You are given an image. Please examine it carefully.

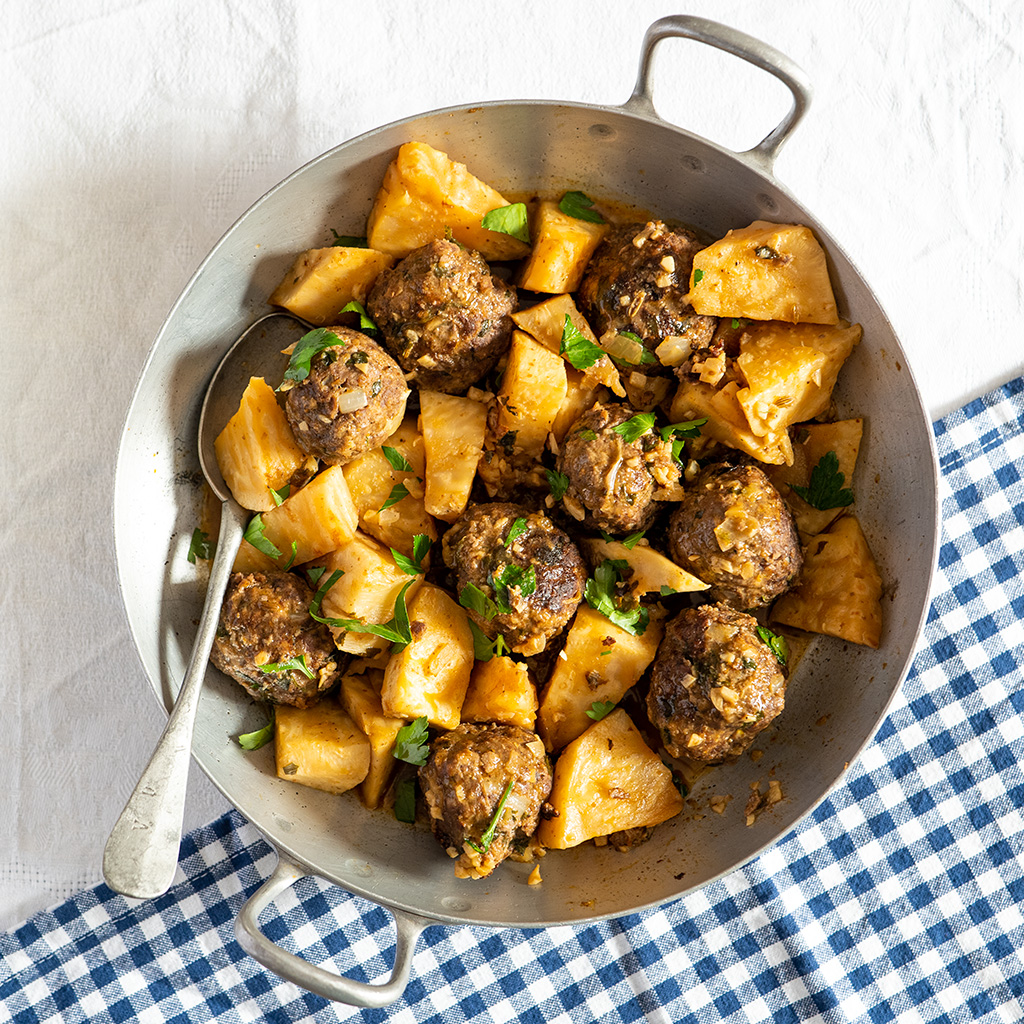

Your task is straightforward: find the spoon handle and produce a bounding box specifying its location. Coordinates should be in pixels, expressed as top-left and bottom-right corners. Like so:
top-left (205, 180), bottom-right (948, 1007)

top-left (103, 498), bottom-right (249, 899)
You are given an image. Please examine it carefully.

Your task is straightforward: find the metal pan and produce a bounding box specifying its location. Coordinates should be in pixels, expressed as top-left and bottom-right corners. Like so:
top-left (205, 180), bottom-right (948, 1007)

top-left (113, 15), bottom-right (939, 1006)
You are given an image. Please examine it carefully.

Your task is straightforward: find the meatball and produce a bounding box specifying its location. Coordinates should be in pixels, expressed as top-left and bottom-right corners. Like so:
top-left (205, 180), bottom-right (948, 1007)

top-left (647, 603), bottom-right (786, 764)
top-left (441, 502), bottom-right (587, 656)
top-left (576, 220), bottom-right (717, 368)
top-left (367, 238), bottom-right (517, 393)
top-left (556, 402), bottom-right (681, 534)
top-left (284, 327), bottom-right (408, 466)
top-left (211, 571), bottom-right (340, 707)
top-left (667, 462), bottom-right (802, 609)
top-left (419, 722), bottom-right (552, 879)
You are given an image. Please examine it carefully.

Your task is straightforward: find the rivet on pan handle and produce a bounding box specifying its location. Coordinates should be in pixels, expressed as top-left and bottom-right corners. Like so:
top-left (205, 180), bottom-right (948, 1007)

top-left (235, 856), bottom-right (432, 1008)
top-left (625, 14), bottom-right (813, 172)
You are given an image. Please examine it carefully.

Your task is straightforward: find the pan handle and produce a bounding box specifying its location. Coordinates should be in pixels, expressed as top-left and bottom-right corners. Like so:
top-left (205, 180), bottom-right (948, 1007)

top-left (235, 855), bottom-right (432, 1008)
top-left (625, 15), bottom-right (813, 171)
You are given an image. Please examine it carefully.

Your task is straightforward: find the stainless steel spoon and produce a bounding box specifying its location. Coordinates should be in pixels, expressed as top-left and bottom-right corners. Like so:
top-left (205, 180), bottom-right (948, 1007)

top-left (103, 311), bottom-right (310, 900)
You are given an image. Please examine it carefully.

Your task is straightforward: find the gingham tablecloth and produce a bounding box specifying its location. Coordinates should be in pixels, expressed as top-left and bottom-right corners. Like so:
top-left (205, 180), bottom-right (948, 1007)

top-left (4, 378), bottom-right (1024, 1024)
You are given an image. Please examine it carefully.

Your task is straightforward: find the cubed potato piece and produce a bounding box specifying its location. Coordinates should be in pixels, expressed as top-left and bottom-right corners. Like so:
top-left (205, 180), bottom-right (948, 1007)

top-left (275, 700), bottom-right (371, 795)
top-left (366, 141), bottom-right (530, 261)
top-left (688, 221), bottom-right (839, 325)
top-left (537, 709), bottom-right (684, 849)
top-left (668, 378), bottom-right (793, 466)
top-left (493, 330), bottom-right (568, 460)
top-left (579, 538), bottom-right (709, 597)
top-left (734, 321), bottom-right (862, 437)
top-left (511, 294), bottom-right (623, 396)
top-left (269, 247), bottom-right (395, 325)
top-left (518, 200), bottom-right (609, 293)
top-left (537, 605), bottom-right (664, 752)
top-left (341, 418), bottom-right (437, 557)
top-left (339, 669), bottom-right (407, 809)
top-left (461, 656), bottom-right (538, 731)
top-left (381, 583), bottom-right (474, 729)
top-left (261, 465), bottom-right (359, 567)
top-left (419, 390), bottom-right (488, 522)
top-left (771, 514), bottom-right (882, 648)
top-left (766, 419), bottom-right (863, 538)
top-left (214, 377), bottom-right (309, 512)
top-left (551, 367), bottom-right (608, 443)
top-left (310, 531), bottom-right (423, 655)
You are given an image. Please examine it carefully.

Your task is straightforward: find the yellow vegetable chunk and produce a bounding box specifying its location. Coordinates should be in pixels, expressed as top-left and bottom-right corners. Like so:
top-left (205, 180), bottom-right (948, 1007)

top-left (537, 605), bottom-right (664, 752)
top-left (461, 655), bottom-right (538, 731)
top-left (668, 378), bottom-right (793, 466)
top-left (214, 377), bottom-right (308, 512)
top-left (537, 709), bottom-right (684, 849)
top-left (518, 200), bottom-right (609, 293)
top-left (341, 418), bottom-right (437, 558)
top-left (261, 465), bottom-right (359, 567)
top-left (381, 583), bottom-right (474, 729)
top-left (310, 532), bottom-right (423, 655)
top-left (275, 700), bottom-right (370, 796)
top-left (766, 419), bottom-right (863, 538)
top-left (579, 538), bottom-right (709, 597)
top-left (734, 321), bottom-right (861, 437)
top-left (771, 514), bottom-right (883, 648)
top-left (231, 539), bottom-right (278, 574)
top-left (269, 246), bottom-right (395, 325)
top-left (511, 293), bottom-right (623, 396)
top-left (339, 669), bottom-right (407, 809)
top-left (419, 390), bottom-right (488, 522)
top-left (366, 142), bottom-right (530, 261)
top-left (688, 221), bottom-right (839, 325)
top-left (493, 330), bottom-right (567, 460)
top-left (551, 367), bottom-right (608, 443)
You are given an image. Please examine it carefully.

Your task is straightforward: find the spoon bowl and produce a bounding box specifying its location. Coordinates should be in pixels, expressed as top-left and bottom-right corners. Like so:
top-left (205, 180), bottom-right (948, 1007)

top-left (103, 311), bottom-right (311, 899)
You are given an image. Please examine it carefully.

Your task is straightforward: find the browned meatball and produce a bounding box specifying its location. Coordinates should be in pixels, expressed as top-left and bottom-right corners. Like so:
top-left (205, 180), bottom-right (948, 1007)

top-left (576, 220), bottom-right (717, 369)
top-left (647, 603), bottom-right (786, 764)
top-left (419, 722), bottom-right (552, 879)
top-left (667, 462), bottom-right (802, 609)
top-left (441, 502), bottom-right (587, 656)
top-left (211, 571), bottom-right (340, 707)
top-left (284, 327), bottom-right (408, 466)
top-left (556, 403), bottom-right (681, 534)
top-left (367, 238), bottom-right (517, 393)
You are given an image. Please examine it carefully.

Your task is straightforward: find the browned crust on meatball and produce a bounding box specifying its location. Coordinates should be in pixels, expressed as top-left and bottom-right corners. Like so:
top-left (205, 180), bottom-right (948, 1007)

top-left (211, 571), bottom-right (340, 707)
top-left (419, 722), bottom-right (552, 878)
top-left (646, 603), bottom-right (786, 764)
top-left (667, 462), bottom-right (803, 609)
top-left (284, 327), bottom-right (409, 465)
top-left (441, 502), bottom-right (587, 656)
top-left (576, 220), bottom-right (716, 369)
top-left (556, 402), bottom-right (681, 534)
top-left (367, 238), bottom-right (517, 393)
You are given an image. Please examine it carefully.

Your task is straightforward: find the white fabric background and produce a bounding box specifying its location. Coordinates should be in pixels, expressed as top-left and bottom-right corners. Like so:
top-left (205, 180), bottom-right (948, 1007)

top-left (1, 0), bottom-right (1020, 932)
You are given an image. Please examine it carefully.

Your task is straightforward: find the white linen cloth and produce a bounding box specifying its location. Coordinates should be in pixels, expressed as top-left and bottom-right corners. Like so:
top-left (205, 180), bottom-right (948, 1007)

top-left (1, 0), bottom-right (1020, 934)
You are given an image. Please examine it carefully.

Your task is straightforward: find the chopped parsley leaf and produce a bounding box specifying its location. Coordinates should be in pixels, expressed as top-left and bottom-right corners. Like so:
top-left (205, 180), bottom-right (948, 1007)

top-left (309, 568), bottom-right (344, 616)
top-left (391, 534), bottom-right (432, 575)
top-left (269, 484), bottom-right (290, 506)
top-left (621, 530), bottom-right (645, 550)
top-left (492, 564), bottom-right (537, 613)
top-left (243, 514), bottom-right (282, 559)
top-left (237, 716), bottom-right (274, 750)
top-left (559, 314), bottom-right (606, 370)
top-left (577, 428), bottom-right (598, 441)
top-left (558, 190), bottom-right (605, 224)
top-left (258, 654), bottom-right (314, 679)
top-left (281, 328), bottom-right (345, 386)
top-left (791, 451), bottom-right (854, 510)
top-left (381, 445), bottom-right (413, 472)
top-left (330, 229), bottom-right (367, 247)
top-left (380, 482), bottom-right (410, 511)
top-left (584, 559), bottom-right (649, 636)
top-left (546, 468), bottom-right (570, 501)
top-left (469, 621), bottom-right (508, 661)
top-left (393, 777), bottom-right (417, 822)
top-left (481, 203), bottom-right (530, 243)
top-left (187, 528), bottom-right (213, 563)
top-left (504, 517), bottom-right (528, 548)
top-left (312, 579), bottom-right (415, 649)
top-left (460, 582), bottom-right (500, 621)
top-left (393, 716), bottom-right (430, 766)
top-left (585, 700), bottom-right (616, 721)
top-left (467, 777), bottom-right (515, 853)
top-left (692, 268), bottom-right (704, 283)
top-left (757, 625), bottom-right (789, 666)
top-left (612, 412), bottom-right (656, 444)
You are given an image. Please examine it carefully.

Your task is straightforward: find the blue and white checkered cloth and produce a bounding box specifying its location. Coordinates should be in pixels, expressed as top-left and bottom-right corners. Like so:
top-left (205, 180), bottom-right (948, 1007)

top-left (5, 378), bottom-right (1024, 1024)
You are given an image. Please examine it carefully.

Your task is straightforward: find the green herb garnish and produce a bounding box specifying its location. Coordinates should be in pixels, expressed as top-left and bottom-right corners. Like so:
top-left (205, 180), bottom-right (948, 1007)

top-left (187, 528), bottom-right (213, 564)
top-left (340, 299), bottom-right (377, 332)
top-left (312, 578), bottom-right (416, 649)
top-left (281, 328), bottom-right (345, 386)
top-left (391, 534), bottom-right (432, 576)
top-left (692, 268), bottom-right (704, 284)
top-left (380, 482), bottom-right (410, 511)
top-left (584, 559), bottom-right (648, 636)
top-left (269, 484), bottom-right (290, 506)
top-left (330, 229), bottom-right (367, 247)
top-left (459, 582), bottom-right (500, 621)
top-left (757, 625), bottom-right (789, 666)
top-left (393, 716), bottom-right (430, 766)
top-left (585, 700), bottom-right (616, 721)
top-left (481, 203), bottom-right (530, 243)
top-left (558, 190), bottom-right (605, 224)
top-left (504, 517), bottom-right (528, 548)
top-left (791, 451), bottom-right (854, 511)
top-left (243, 514), bottom-right (282, 559)
top-left (237, 716), bottom-right (274, 751)
top-left (559, 314), bottom-right (605, 370)
top-left (258, 654), bottom-right (314, 679)
top-left (660, 418), bottom-right (707, 463)
top-left (467, 777), bottom-right (515, 853)
top-left (546, 468), bottom-right (570, 501)
top-left (621, 530), bottom-right (645, 550)
top-left (381, 446), bottom-right (413, 472)
top-left (612, 412), bottom-right (656, 444)
top-left (393, 777), bottom-right (417, 822)
top-left (577, 428), bottom-right (598, 441)
top-left (469, 621), bottom-right (508, 661)
top-left (309, 568), bottom-right (343, 616)
top-left (613, 330), bottom-right (657, 366)
top-left (492, 564), bottom-right (537, 614)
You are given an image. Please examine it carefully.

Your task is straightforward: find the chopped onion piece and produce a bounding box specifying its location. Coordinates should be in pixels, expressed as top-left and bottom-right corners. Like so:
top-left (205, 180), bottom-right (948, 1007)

top-left (654, 334), bottom-right (692, 366)
top-left (600, 330), bottom-right (646, 366)
top-left (335, 387), bottom-right (368, 413)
